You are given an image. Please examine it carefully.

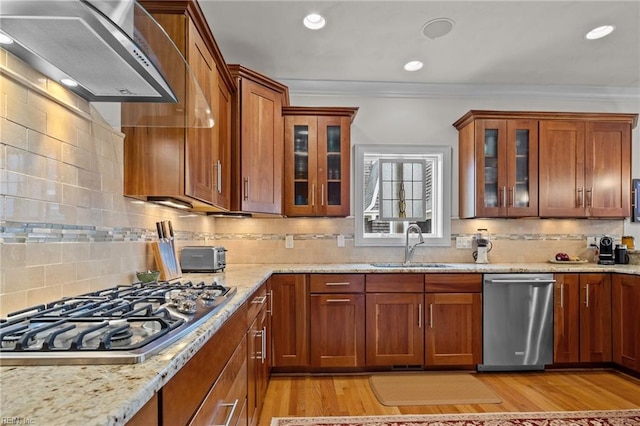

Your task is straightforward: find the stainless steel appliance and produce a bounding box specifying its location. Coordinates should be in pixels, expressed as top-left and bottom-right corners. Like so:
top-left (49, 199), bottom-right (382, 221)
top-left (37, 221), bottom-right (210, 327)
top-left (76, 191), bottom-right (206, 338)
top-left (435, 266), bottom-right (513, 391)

top-left (0, 280), bottom-right (236, 366)
top-left (615, 244), bottom-right (630, 264)
top-left (181, 246), bottom-right (226, 272)
top-left (479, 273), bottom-right (555, 371)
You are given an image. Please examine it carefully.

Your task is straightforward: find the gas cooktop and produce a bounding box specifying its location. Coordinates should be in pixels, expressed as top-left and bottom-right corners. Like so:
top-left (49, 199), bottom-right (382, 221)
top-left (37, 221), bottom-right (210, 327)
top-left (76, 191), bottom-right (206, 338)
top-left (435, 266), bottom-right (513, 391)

top-left (0, 280), bottom-right (236, 366)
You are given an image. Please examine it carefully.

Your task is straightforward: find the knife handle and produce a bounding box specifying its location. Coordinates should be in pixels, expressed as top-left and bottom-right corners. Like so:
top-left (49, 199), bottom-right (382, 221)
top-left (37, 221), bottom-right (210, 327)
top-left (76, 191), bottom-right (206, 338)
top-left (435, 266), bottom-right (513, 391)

top-left (167, 220), bottom-right (174, 239)
top-left (156, 222), bottom-right (164, 239)
top-left (161, 221), bottom-right (170, 240)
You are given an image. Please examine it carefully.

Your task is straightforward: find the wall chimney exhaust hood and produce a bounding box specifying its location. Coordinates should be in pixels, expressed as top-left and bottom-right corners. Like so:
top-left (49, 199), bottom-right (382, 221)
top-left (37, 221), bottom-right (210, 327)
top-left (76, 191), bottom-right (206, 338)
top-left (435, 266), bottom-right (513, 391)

top-left (0, 0), bottom-right (213, 128)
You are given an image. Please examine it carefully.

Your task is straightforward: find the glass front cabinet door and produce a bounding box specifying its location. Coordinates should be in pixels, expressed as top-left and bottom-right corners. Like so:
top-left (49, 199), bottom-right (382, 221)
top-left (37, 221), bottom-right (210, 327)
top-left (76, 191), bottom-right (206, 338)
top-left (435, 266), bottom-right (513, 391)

top-left (454, 111), bottom-right (538, 218)
top-left (474, 119), bottom-right (538, 217)
top-left (283, 107), bottom-right (358, 217)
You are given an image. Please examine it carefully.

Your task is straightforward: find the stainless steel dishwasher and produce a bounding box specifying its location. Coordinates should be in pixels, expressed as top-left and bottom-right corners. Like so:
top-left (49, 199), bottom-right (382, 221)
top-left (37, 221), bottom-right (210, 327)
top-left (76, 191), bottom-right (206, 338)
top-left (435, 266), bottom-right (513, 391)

top-left (478, 273), bottom-right (555, 371)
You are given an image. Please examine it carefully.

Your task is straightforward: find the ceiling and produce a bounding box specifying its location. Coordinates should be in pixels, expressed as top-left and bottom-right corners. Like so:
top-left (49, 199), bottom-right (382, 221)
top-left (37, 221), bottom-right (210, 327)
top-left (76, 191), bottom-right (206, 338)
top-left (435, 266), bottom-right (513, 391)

top-left (198, 1), bottom-right (640, 96)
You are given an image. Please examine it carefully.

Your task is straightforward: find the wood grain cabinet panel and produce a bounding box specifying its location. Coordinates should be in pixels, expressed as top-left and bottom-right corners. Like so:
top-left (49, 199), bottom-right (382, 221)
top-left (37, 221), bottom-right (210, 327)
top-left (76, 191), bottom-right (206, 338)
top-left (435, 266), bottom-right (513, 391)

top-left (365, 292), bottom-right (424, 366)
top-left (229, 65), bottom-right (287, 214)
top-left (271, 274), bottom-right (309, 368)
top-left (553, 273), bottom-right (612, 364)
top-left (539, 120), bottom-right (632, 218)
top-left (612, 274), bottom-right (640, 372)
top-left (310, 294), bottom-right (365, 367)
top-left (425, 292), bottom-right (482, 366)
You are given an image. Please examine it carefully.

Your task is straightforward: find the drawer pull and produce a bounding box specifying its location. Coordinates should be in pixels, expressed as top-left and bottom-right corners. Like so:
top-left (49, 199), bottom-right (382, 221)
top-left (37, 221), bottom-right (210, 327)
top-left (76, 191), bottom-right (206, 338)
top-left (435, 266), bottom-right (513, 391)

top-left (325, 282), bottom-right (351, 286)
top-left (215, 399), bottom-right (239, 426)
top-left (252, 295), bottom-right (267, 305)
top-left (326, 298), bottom-right (350, 303)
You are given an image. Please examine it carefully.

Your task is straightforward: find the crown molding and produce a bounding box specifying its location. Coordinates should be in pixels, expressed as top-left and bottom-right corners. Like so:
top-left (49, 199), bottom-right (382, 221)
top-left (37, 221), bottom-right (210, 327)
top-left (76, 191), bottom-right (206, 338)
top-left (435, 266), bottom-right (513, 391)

top-left (277, 79), bottom-right (640, 102)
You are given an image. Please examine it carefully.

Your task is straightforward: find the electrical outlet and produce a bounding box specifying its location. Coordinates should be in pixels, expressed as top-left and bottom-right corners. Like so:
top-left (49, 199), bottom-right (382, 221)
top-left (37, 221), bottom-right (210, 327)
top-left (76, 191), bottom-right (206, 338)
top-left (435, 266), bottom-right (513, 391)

top-left (337, 235), bottom-right (345, 247)
top-left (587, 236), bottom-right (601, 248)
top-left (285, 235), bottom-right (294, 249)
top-left (456, 236), bottom-right (473, 249)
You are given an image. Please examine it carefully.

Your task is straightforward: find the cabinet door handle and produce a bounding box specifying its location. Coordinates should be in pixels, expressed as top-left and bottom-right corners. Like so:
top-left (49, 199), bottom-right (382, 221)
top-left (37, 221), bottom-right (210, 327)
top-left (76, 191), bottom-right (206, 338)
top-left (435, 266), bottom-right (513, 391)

top-left (578, 187), bottom-right (585, 208)
top-left (325, 282), bottom-right (351, 286)
top-left (261, 326), bottom-right (267, 363)
top-left (217, 399), bottom-right (239, 426)
top-left (268, 289), bottom-right (273, 316)
top-left (311, 184), bottom-right (315, 206)
top-left (243, 177), bottom-right (249, 201)
top-left (560, 283), bottom-right (564, 308)
top-left (586, 188), bottom-right (593, 207)
top-left (326, 298), bottom-right (351, 303)
top-left (502, 186), bottom-right (507, 207)
top-left (418, 303), bottom-right (422, 329)
top-left (509, 187), bottom-right (514, 207)
top-left (429, 304), bottom-right (433, 328)
top-left (584, 284), bottom-right (590, 307)
top-left (252, 295), bottom-right (267, 305)
top-left (321, 184), bottom-right (325, 207)
top-left (217, 160), bottom-right (222, 193)
top-left (213, 163), bottom-right (218, 193)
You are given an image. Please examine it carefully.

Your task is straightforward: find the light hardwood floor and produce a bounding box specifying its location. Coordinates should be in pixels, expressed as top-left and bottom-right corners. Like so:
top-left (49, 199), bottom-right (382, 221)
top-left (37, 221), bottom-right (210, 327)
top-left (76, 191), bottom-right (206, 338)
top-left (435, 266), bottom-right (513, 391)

top-left (258, 370), bottom-right (640, 425)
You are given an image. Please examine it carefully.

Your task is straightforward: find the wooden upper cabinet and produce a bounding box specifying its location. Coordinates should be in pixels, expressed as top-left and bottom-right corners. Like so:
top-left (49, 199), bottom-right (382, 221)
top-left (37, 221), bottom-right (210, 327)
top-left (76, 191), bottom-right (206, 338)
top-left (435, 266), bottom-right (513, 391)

top-left (455, 110), bottom-right (637, 219)
top-left (539, 118), bottom-right (634, 218)
top-left (229, 65), bottom-right (288, 215)
top-left (282, 107), bottom-right (358, 217)
top-left (122, 2), bottom-right (234, 212)
top-left (455, 112), bottom-right (539, 218)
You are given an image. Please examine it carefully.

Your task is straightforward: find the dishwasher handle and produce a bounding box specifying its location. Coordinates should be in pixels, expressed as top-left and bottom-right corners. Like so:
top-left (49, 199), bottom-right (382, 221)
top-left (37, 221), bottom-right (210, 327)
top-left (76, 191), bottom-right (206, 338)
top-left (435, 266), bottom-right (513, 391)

top-left (485, 279), bottom-right (557, 284)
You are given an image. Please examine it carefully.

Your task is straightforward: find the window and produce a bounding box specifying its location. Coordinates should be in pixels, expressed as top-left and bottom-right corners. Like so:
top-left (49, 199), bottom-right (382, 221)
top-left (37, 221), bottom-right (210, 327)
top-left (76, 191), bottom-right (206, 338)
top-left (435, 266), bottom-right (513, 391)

top-left (354, 144), bottom-right (451, 247)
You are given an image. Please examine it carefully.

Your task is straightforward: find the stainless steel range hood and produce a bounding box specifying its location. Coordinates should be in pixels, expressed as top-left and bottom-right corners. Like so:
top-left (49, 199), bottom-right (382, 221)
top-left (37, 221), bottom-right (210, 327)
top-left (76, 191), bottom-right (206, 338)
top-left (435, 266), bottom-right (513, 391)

top-left (0, 0), bottom-right (214, 128)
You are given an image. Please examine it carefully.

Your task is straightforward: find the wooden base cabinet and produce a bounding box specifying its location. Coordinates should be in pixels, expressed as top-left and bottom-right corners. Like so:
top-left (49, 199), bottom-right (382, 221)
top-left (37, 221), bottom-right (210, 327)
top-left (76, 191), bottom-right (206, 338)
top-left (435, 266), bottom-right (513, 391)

top-left (247, 284), bottom-right (270, 426)
top-left (425, 275), bottom-right (482, 366)
top-left (612, 274), bottom-right (640, 373)
top-left (309, 274), bottom-right (365, 368)
top-left (271, 274), bottom-right (309, 368)
top-left (554, 273), bottom-right (612, 364)
top-left (365, 274), bottom-right (424, 366)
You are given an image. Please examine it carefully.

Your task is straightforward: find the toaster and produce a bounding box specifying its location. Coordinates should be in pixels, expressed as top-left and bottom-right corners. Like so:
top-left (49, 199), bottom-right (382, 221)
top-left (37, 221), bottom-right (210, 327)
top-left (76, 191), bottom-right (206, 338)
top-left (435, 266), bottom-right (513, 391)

top-left (180, 246), bottom-right (226, 272)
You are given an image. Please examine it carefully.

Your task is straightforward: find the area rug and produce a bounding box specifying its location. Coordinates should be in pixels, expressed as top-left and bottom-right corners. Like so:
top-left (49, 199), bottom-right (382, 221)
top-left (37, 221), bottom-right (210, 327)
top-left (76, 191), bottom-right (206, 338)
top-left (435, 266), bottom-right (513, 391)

top-left (269, 409), bottom-right (640, 426)
top-left (368, 373), bottom-right (502, 406)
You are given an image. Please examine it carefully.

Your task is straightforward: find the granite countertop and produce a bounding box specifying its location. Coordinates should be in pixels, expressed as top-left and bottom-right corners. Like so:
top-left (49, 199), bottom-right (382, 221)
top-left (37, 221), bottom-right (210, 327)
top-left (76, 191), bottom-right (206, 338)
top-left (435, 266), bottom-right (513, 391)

top-left (1, 262), bottom-right (639, 425)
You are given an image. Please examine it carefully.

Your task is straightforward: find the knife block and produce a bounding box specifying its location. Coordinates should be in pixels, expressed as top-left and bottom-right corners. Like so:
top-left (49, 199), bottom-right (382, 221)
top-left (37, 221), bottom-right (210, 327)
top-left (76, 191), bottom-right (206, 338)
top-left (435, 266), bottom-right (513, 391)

top-left (152, 241), bottom-right (181, 281)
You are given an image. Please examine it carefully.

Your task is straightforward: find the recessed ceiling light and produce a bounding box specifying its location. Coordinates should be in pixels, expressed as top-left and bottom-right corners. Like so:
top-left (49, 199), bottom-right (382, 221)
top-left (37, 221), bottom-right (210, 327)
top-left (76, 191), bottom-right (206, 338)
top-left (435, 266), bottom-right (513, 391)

top-left (60, 78), bottom-right (79, 87)
top-left (422, 18), bottom-right (455, 40)
top-left (0, 32), bottom-right (14, 45)
top-left (585, 25), bottom-right (615, 40)
top-left (303, 13), bottom-right (326, 30)
top-left (404, 61), bottom-right (424, 72)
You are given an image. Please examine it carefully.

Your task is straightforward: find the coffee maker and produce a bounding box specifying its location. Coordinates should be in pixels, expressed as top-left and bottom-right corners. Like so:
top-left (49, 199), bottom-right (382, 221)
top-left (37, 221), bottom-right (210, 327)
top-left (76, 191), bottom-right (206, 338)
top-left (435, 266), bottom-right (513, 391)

top-left (474, 228), bottom-right (492, 264)
top-left (598, 236), bottom-right (615, 265)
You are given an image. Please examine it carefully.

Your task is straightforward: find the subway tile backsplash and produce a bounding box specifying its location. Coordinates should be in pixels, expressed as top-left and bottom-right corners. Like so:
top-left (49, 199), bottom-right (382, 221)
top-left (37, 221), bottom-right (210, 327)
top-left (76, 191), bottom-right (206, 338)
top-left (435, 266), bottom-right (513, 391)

top-left (0, 49), bottom-right (627, 315)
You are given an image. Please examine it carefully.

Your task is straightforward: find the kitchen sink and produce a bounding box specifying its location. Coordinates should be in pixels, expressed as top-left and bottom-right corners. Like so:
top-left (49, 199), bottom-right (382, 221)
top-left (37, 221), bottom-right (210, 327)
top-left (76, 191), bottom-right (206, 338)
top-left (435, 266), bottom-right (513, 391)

top-left (370, 262), bottom-right (457, 268)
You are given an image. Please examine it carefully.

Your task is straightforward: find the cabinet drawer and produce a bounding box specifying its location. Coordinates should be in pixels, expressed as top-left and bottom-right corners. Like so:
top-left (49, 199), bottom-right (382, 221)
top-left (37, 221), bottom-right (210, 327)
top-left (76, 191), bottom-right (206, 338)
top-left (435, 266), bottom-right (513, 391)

top-left (366, 274), bottom-right (424, 292)
top-left (190, 336), bottom-right (248, 426)
top-left (247, 282), bottom-right (269, 324)
top-left (425, 274), bottom-right (482, 293)
top-left (310, 274), bottom-right (364, 293)
top-left (161, 303), bottom-right (247, 426)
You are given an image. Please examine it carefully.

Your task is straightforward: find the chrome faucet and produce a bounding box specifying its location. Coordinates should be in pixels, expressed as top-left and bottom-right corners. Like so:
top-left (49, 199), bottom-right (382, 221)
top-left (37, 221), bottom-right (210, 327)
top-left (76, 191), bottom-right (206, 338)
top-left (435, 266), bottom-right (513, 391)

top-left (404, 224), bottom-right (424, 264)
